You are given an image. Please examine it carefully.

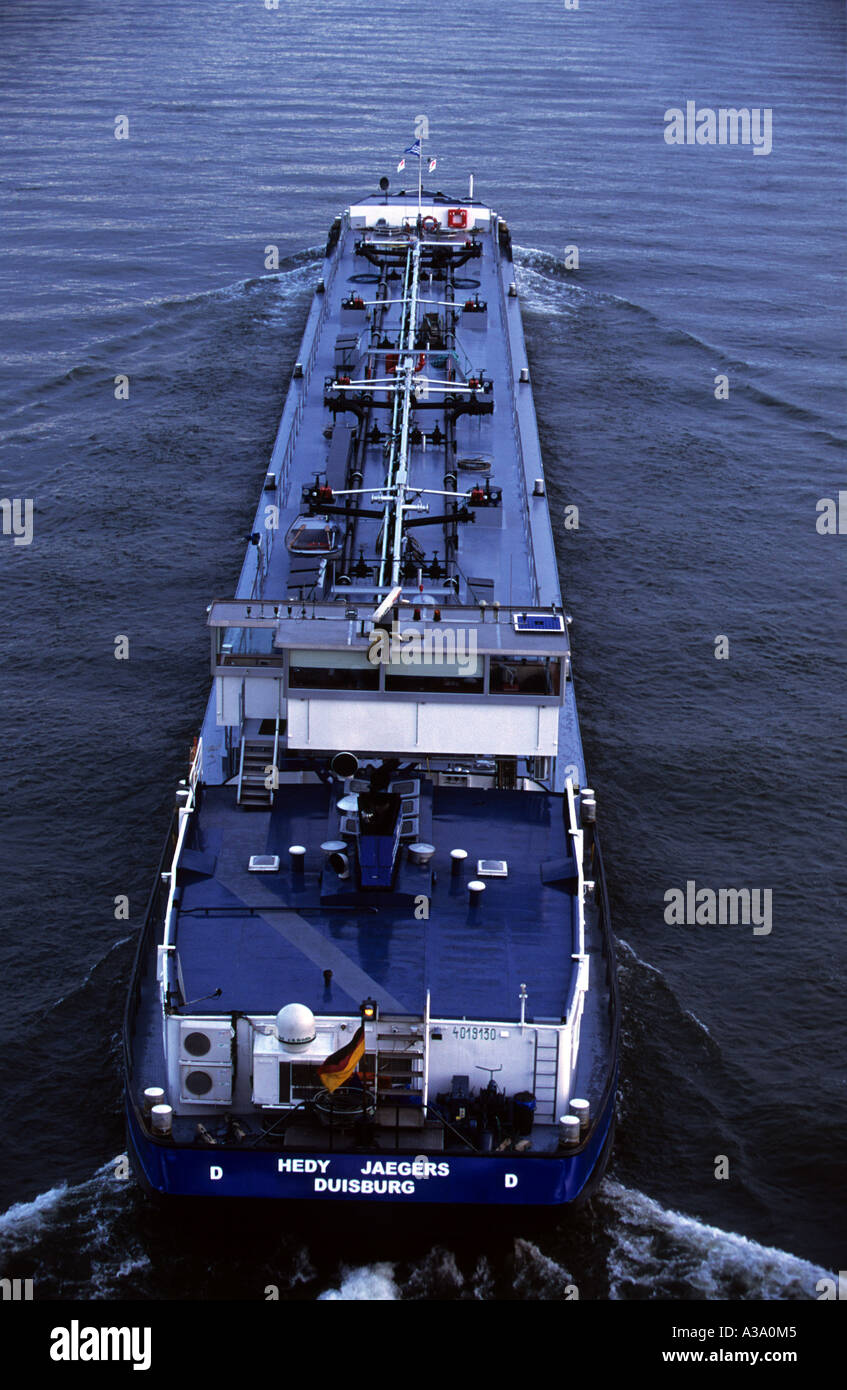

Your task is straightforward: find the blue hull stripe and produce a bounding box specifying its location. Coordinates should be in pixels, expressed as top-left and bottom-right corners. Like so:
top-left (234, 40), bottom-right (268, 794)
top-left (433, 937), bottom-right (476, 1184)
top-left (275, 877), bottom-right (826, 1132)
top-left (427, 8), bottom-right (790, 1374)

top-left (127, 1085), bottom-right (615, 1207)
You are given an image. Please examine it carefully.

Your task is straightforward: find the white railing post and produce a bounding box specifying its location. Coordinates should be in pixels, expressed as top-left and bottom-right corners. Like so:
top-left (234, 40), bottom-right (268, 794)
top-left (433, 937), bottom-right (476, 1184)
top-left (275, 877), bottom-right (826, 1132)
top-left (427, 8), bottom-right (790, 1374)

top-left (423, 989), bottom-right (431, 1107)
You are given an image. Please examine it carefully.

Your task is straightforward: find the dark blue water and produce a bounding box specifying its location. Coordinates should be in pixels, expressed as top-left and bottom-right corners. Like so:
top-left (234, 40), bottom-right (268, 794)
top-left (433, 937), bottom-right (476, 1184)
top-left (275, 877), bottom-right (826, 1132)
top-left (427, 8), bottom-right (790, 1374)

top-left (1, 0), bottom-right (844, 1299)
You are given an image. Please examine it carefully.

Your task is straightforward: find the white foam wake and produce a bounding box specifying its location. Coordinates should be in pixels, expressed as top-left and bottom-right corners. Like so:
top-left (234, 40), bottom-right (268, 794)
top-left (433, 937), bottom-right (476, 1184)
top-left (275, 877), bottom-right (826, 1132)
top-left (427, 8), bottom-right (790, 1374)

top-left (318, 1263), bottom-right (399, 1301)
top-left (603, 1180), bottom-right (833, 1300)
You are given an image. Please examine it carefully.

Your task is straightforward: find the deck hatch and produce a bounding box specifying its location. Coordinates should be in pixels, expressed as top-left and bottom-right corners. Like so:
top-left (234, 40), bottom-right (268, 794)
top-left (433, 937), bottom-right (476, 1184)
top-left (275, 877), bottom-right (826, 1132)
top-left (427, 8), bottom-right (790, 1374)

top-left (248, 855), bottom-right (280, 873)
top-left (477, 859), bottom-right (508, 877)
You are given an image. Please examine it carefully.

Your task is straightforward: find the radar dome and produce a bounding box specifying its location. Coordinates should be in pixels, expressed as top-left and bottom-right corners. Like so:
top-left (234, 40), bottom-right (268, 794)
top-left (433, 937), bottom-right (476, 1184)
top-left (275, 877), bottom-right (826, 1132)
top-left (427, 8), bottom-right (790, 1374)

top-left (275, 1003), bottom-right (317, 1052)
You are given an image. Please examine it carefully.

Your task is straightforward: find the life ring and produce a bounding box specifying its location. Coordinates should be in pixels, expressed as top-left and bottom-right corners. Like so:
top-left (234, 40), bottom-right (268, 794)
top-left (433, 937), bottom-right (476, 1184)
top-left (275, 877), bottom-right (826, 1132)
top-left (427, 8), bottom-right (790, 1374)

top-left (447, 208), bottom-right (468, 229)
top-left (422, 215), bottom-right (439, 234)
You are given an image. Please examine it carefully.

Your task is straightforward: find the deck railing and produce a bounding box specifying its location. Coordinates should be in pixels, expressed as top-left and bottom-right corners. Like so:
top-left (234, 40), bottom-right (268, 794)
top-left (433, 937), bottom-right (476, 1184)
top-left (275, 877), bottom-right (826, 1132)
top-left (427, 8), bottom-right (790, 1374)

top-left (562, 777), bottom-right (589, 1096)
top-left (123, 812), bottom-right (177, 1080)
top-left (498, 256), bottom-right (540, 605)
top-left (257, 217), bottom-right (348, 593)
top-left (157, 737), bottom-right (203, 1014)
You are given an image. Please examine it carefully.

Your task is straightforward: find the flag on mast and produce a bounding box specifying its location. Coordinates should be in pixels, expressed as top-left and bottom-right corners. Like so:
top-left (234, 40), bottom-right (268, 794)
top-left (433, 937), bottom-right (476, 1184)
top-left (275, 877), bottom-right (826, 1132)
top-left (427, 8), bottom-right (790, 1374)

top-left (428, 156), bottom-right (436, 173)
top-left (316, 1022), bottom-right (366, 1092)
top-left (397, 158), bottom-right (405, 172)
top-left (404, 139), bottom-right (422, 159)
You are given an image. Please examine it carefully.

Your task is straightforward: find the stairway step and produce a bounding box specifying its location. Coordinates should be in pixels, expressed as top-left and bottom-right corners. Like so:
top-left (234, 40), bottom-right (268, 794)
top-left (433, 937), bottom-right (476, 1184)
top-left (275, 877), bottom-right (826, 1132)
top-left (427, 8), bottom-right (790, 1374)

top-left (375, 1106), bottom-right (425, 1129)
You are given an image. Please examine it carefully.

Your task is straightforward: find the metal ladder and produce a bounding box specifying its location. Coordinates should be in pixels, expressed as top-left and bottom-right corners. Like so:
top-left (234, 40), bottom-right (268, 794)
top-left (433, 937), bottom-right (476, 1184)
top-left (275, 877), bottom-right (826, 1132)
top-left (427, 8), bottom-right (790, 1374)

top-left (532, 1027), bottom-right (561, 1123)
top-left (236, 738), bottom-right (275, 809)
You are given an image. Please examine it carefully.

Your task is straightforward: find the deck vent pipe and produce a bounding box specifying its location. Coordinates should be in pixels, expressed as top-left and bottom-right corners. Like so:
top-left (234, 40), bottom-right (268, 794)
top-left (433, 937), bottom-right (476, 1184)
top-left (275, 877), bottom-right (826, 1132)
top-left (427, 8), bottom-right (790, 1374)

top-left (581, 791), bottom-right (597, 824)
top-left (519, 367), bottom-right (530, 383)
top-left (509, 282), bottom-right (518, 298)
top-left (468, 879), bottom-right (486, 906)
top-left (328, 851), bottom-right (350, 879)
top-left (533, 478), bottom-right (545, 496)
top-left (450, 848), bottom-right (468, 876)
top-left (408, 842), bottom-right (435, 866)
top-left (558, 1114), bottom-right (581, 1147)
top-left (143, 1087), bottom-right (165, 1113)
top-left (150, 1104), bottom-right (173, 1137)
top-left (570, 1097), bottom-right (591, 1133)
top-left (293, 362), bottom-right (304, 379)
top-left (289, 844), bottom-right (306, 873)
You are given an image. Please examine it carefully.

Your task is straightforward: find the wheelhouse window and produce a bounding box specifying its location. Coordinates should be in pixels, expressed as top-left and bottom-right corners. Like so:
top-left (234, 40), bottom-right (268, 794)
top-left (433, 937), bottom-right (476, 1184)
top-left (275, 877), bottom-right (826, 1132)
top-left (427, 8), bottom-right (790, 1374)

top-left (287, 648), bottom-right (379, 691)
top-left (384, 647), bottom-right (484, 693)
top-left (490, 655), bottom-right (561, 696)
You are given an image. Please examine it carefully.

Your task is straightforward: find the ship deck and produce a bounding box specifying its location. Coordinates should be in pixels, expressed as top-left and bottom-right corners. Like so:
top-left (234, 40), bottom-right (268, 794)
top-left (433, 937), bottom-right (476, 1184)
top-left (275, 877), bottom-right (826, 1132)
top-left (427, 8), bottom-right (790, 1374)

top-left (173, 782), bottom-right (580, 1021)
top-left (229, 190), bottom-right (559, 615)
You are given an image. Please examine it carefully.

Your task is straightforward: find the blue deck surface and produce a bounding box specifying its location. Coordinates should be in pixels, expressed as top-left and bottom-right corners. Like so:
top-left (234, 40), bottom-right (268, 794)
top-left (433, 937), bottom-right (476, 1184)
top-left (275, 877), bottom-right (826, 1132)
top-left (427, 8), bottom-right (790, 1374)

top-left (175, 784), bottom-right (578, 1021)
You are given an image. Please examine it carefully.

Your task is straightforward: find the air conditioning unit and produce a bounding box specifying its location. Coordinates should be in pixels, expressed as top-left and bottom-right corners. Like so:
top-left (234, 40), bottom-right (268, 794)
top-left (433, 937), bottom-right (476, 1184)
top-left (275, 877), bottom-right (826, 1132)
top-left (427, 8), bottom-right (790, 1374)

top-left (390, 779), bottom-right (420, 798)
top-left (252, 1048), bottom-right (281, 1107)
top-left (179, 1063), bottom-right (232, 1105)
top-left (179, 1020), bottom-right (233, 1063)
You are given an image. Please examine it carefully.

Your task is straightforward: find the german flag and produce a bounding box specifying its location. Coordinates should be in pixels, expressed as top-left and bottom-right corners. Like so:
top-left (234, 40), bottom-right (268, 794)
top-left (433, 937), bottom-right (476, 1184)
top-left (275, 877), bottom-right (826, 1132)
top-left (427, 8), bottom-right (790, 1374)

top-left (317, 1023), bottom-right (366, 1093)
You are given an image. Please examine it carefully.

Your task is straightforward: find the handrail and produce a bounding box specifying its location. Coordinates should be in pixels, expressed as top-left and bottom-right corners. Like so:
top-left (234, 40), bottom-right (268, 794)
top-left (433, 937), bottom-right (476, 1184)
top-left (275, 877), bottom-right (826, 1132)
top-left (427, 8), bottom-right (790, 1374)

top-left (189, 736), bottom-right (203, 790)
top-left (123, 810), bottom-right (177, 1080)
top-left (266, 220), bottom-right (345, 519)
top-left (498, 258), bottom-right (540, 605)
top-left (563, 776), bottom-right (587, 1033)
top-left (271, 715), bottom-right (280, 802)
top-left (206, 596), bottom-right (566, 624)
top-left (422, 988), bottom-right (431, 1107)
top-left (158, 737), bottom-right (204, 1010)
top-left (236, 735), bottom-right (246, 804)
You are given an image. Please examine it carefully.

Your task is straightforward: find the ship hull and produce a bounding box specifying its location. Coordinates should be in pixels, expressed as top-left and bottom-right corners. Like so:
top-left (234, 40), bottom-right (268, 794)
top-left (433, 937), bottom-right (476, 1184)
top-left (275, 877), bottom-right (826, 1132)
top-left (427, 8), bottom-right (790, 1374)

top-left (122, 183), bottom-right (620, 1217)
top-left (126, 1078), bottom-right (616, 1208)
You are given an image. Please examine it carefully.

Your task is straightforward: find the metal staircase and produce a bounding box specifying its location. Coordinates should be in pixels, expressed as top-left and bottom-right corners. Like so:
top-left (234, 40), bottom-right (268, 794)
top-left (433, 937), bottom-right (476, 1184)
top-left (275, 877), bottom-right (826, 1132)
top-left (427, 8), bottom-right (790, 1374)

top-left (237, 738), bottom-right (275, 809)
top-left (532, 1027), bottom-right (561, 1124)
